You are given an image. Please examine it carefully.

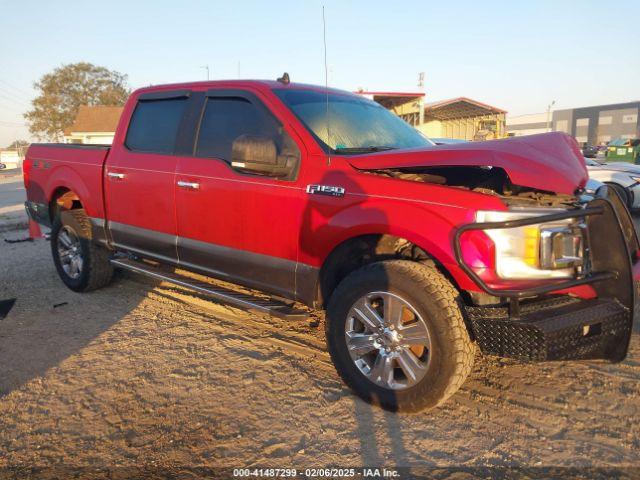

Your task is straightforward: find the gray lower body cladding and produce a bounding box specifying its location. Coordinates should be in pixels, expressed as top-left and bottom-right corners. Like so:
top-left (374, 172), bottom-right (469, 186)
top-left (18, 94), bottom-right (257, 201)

top-left (25, 205), bottom-right (320, 306)
top-left (106, 221), bottom-right (319, 306)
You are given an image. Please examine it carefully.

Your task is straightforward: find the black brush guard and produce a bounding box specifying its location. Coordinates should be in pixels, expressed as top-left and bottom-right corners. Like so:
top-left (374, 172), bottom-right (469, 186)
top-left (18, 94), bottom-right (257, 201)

top-left (453, 194), bottom-right (637, 363)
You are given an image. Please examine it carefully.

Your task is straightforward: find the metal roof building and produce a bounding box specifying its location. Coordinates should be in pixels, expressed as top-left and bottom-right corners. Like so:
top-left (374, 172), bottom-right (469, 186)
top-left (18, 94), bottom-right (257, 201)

top-left (356, 91), bottom-right (507, 141)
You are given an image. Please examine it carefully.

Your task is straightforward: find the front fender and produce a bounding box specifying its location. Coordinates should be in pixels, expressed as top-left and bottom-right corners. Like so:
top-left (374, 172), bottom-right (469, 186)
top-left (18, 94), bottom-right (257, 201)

top-left (299, 194), bottom-right (481, 292)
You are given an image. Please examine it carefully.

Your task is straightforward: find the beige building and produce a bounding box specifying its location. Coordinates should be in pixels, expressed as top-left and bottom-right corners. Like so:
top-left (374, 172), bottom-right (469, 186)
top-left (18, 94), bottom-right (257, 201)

top-left (356, 91), bottom-right (507, 141)
top-left (63, 105), bottom-right (124, 144)
top-left (421, 98), bottom-right (507, 141)
top-left (506, 112), bottom-right (551, 137)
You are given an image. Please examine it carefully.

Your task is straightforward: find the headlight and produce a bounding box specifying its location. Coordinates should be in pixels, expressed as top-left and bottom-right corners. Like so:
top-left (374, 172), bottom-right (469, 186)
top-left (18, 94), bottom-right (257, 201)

top-left (630, 176), bottom-right (640, 184)
top-left (475, 209), bottom-right (586, 280)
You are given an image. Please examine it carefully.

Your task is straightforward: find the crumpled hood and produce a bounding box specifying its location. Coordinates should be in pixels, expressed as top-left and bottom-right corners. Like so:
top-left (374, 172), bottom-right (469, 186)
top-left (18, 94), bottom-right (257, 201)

top-left (347, 132), bottom-right (588, 195)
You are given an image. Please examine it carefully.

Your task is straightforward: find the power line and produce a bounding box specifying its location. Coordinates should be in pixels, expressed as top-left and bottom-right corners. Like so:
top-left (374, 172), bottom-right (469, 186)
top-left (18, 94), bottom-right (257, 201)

top-left (0, 120), bottom-right (28, 126)
top-left (0, 100), bottom-right (27, 114)
top-left (0, 79), bottom-right (32, 97)
top-left (0, 90), bottom-right (29, 108)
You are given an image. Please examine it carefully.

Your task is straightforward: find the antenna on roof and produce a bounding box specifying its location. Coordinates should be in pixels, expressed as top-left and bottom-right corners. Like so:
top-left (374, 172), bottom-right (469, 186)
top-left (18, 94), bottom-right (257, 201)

top-left (322, 5), bottom-right (331, 158)
top-left (200, 65), bottom-right (210, 81)
top-left (277, 72), bottom-right (290, 85)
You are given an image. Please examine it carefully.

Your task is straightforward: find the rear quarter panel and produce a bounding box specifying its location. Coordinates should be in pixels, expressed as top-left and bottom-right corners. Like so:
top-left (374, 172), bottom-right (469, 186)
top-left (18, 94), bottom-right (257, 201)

top-left (25, 144), bottom-right (108, 219)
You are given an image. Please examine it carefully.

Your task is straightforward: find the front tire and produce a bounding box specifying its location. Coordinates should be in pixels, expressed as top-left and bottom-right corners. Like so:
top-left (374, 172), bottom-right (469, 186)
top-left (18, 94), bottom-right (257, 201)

top-left (605, 182), bottom-right (632, 210)
top-left (326, 260), bottom-right (475, 412)
top-left (51, 209), bottom-right (114, 292)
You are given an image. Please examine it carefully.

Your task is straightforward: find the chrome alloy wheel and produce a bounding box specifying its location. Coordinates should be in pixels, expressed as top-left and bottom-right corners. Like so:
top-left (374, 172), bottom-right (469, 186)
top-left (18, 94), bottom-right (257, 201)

top-left (344, 291), bottom-right (432, 390)
top-left (57, 225), bottom-right (83, 279)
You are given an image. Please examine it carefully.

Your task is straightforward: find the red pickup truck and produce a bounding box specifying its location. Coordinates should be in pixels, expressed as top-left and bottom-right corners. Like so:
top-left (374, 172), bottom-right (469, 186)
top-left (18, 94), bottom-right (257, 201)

top-left (24, 78), bottom-right (638, 412)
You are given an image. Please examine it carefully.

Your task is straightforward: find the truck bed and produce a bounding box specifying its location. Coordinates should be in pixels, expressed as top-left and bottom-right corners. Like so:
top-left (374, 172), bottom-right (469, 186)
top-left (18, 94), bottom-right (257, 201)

top-left (24, 143), bottom-right (111, 223)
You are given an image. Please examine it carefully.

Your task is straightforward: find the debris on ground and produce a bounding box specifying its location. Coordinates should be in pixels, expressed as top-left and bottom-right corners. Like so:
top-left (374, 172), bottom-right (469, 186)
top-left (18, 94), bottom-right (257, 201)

top-left (4, 237), bottom-right (33, 244)
top-left (0, 298), bottom-right (16, 319)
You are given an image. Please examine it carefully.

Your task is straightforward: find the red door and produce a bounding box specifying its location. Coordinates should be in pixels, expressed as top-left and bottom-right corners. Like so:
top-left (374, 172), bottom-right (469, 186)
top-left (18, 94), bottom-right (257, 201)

top-left (175, 89), bottom-right (305, 300)
top-left (104, 91), bottom-right (190, 261)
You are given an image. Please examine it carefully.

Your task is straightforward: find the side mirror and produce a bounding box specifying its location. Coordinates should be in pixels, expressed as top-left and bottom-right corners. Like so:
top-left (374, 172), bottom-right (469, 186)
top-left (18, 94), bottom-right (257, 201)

top-left (231, 134), bottom-right (291, 177)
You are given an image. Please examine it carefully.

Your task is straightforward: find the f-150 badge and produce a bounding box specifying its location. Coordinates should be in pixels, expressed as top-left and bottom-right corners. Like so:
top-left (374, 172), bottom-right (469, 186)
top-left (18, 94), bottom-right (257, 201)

top-left (306, 184), bottom-right (345, 197)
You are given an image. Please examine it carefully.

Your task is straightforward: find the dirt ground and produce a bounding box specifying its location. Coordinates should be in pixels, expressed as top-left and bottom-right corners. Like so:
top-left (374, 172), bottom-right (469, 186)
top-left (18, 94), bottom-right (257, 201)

top-left (0, 233), bottom-right (639, 477)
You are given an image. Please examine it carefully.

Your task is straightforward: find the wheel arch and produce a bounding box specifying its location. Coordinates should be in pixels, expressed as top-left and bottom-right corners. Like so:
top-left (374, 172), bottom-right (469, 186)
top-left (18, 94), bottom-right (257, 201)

top-left (44, 164), bottom-right (98, 220)
top-left (49, 187), bottom-right (83, 222)
top-left (314, 233), bottom-right (463, 308)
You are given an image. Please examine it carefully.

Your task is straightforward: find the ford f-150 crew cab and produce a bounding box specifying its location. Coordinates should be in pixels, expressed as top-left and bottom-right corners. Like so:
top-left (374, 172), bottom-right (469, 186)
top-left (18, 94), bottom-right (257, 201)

top-left (24, 77), bottom-right (639, 412)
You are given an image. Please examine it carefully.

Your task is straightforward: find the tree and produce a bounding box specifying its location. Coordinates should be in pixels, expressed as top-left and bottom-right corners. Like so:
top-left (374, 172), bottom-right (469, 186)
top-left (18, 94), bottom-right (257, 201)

top-left (24, 62), bottom-right (130, 141)
top-left (7, 139), bottom-right (29, 149)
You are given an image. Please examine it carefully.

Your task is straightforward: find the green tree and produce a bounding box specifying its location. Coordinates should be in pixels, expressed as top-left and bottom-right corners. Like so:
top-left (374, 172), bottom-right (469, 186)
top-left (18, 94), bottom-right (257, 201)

top-left (25, 62), bottom-right (130, 140)
top-left (7, 139), bottom-right (29, 149)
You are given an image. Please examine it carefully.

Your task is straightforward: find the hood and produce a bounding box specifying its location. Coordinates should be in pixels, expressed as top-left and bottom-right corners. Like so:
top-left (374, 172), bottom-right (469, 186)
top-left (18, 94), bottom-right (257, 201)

top-left (347, 132), bottom-right (588, 195)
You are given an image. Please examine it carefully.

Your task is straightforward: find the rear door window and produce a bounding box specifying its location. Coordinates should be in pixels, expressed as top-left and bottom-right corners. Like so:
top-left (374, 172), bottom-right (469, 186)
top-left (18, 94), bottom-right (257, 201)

top-left (125, 97), bottom-right (188, 154)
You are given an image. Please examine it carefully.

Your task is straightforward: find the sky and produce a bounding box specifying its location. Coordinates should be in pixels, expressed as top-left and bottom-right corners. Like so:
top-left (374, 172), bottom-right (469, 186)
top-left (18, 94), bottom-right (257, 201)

top-left (0, 0), bottom-right (639, 146)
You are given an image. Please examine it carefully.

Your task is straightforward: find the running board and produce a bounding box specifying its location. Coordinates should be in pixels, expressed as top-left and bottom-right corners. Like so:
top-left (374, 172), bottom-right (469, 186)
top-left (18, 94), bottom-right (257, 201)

top-left (110, 258), bottom-right (309, 321)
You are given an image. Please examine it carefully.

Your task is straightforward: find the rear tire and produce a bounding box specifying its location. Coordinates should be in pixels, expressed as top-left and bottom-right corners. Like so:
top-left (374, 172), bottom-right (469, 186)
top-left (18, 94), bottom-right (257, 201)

top-left (51, 209), bottom-right (114, 292)
top-left (325, 260), bottom-right (475, 412)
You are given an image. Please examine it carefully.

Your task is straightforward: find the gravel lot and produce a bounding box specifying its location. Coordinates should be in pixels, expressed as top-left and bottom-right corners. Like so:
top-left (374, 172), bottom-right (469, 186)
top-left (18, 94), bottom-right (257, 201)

top-left (0, 171), bottom-right (27, 233)
top-left (0, 196), bottom-right (639, 477)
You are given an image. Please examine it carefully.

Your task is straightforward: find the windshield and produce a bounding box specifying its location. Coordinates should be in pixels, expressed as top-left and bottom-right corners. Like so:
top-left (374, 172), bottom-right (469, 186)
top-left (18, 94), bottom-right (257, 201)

top-left (273, 89), bottom-right (434, 153)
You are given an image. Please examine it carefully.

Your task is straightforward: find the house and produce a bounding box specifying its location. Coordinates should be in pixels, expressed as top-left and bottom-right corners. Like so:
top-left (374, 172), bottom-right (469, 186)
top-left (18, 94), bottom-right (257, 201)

top-left (63, 105), bottom-right (124, 144)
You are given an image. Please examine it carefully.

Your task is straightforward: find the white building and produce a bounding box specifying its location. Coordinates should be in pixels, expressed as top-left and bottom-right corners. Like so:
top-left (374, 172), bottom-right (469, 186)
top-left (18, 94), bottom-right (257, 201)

top-left (63, 105), bottom-right (124, 144)
top-left (506, 112), bottom-right (551, 137)
top-left (0, 150), bottom-right (23, 169)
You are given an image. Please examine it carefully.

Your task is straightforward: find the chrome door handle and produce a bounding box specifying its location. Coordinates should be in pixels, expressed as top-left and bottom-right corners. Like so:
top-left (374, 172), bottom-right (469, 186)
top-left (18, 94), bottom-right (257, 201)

top-left (107, 172), bottom-right (125, 179)
top-left (177, 180), bottom-right (200, 190)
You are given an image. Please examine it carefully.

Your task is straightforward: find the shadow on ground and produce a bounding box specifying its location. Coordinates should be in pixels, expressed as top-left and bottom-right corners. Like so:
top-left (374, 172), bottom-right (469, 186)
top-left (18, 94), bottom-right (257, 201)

top-left (0, 218), bottom-right (638, 472)
top-left (0, 239), bottom-right (154, 397)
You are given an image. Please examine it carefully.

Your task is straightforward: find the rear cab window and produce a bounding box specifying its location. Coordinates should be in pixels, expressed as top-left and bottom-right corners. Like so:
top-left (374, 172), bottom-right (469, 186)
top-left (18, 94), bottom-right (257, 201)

top-left (125, 92), bottom-right (189, 154)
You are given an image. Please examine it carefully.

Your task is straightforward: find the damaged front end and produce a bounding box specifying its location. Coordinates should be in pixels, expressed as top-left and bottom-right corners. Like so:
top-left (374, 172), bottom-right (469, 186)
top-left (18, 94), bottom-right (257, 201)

top-left (365, 165), bottom-right (636, 362)
top-left (366, 164), bottom-right (580, 208)
top-left (456, 192), bottom-right (637, 363)
top-left (350, 134), bottom-right (637, 363)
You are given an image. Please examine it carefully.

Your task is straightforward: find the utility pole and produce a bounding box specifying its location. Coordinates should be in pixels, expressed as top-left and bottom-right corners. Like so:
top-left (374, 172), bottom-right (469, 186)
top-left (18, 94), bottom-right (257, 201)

top-left (418, 72), bottom-right (425, 127)
top-left (200, 65), bottom-right (210, 80)
top-left (547, 100), bottom-right (556, 132)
